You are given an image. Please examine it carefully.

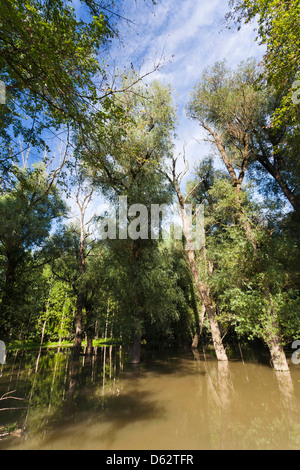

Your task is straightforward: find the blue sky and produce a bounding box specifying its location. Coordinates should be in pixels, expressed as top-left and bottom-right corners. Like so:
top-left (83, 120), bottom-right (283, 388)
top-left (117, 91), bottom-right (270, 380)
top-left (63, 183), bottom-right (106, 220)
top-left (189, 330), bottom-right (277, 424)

top-left (106, 0), bottom-right (265, 178)
top-left (72, 0), bottom-right (266, 219)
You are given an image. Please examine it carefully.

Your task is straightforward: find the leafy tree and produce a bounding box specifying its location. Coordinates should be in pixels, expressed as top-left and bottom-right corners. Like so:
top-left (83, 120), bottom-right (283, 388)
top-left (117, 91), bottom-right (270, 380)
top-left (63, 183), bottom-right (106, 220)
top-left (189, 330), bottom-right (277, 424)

top-left (167, 153), bottom-right (228, 361)
top-left (0, 0), bottom-right (160, 186)
top-left (187, 59), bottom-right (300, 217)
top-left (0, 0), bottom-right (119, 175)
top-left (0, 163), bottom-right (66, 341)
top-left (226, 2), bottom-right (300, 218)
top-left (226, 0), bottom-right (300, 128)
top-left (206, 177), bottom-right (300, 359)
top-left (185, 155), bottom-right (300, 370)
top-left (80, 77), bottom-right (178, 362)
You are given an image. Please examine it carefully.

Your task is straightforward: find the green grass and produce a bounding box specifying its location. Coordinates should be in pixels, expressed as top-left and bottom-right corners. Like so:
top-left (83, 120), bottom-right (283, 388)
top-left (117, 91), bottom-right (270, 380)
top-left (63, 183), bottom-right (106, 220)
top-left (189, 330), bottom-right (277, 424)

top-left (7, 337), bottom-right (123, 351)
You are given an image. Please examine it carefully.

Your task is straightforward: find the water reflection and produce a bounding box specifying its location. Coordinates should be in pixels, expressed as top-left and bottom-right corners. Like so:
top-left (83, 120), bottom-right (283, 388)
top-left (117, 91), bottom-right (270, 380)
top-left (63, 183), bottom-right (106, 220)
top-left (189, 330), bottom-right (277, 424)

top-left (0, 345), bottom-right (299, 450)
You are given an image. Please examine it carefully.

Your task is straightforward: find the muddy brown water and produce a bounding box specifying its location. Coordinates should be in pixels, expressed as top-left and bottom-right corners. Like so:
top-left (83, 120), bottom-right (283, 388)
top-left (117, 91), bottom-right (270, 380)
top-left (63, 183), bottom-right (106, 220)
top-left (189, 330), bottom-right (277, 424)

top-left (0, 345), bottom-right (299, 450)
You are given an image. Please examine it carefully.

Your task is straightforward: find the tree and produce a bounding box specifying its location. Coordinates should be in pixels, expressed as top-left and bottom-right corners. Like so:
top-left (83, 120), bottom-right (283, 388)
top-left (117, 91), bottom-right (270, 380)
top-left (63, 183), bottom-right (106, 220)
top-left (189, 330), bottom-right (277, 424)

top-left (226, 0), bottom-right (300, 128)
top-left (81, 77), bottom-right (177, 363)
top-left (187, 59), bottom-right (300, 217)
top-left (0, 0), bottom-right (118, 175)
top-left (226, 2), bottom-right (300, 218)
top-left (166, 153), bottom-right (228, 361)
top-left (0, 162), bottom-right (66, 342)
top-left (0, 0), bottom-right (160, 185)
top-left (187, 60), bottom-right (296, 370)
top-left (205, 176), bottom-right (300, 369)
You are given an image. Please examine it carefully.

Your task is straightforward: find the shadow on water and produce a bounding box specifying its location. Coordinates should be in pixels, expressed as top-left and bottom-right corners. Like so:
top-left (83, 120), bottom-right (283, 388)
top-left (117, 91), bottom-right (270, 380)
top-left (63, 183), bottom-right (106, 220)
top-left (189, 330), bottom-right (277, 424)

top-left (0, 343), bottom-right (300, 450)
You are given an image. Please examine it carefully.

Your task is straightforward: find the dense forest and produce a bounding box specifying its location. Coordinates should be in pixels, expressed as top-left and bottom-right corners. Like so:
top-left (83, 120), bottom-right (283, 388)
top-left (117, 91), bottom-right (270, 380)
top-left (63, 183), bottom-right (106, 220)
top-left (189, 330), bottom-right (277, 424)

top-left (0, 0), bottom-right (299, 388)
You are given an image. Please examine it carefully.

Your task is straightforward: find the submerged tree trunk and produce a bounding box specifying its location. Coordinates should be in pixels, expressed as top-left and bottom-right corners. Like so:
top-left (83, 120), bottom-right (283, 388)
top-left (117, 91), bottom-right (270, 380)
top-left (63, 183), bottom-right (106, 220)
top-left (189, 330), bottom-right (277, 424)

top-left (268, 340), bottom-right (289, 372)
top-left (70, 187), bottom-right (93, 364)
top-left (0, 258), bottom-right (18, 342)
top-left (183, 210), bottom-right (228, 362)
top-left (265, 318), bottom-right (289, 372)
top-left (199, 283), bottom-right (228, 362)
top-left (128, 329), bottom-right (142, 364)
top-left (171, 161), bottom-right (228, 362)
top-left (128, 308), bottom-right (143, 364)
top-left (86, 334), bottom-right (93, 357)
top-left (73, 291), bottom-right (84, 361)
top-left (263, 289), bottom-right (290, 372)
top-left (128, 240), bottom-right (144, 365)
top-left (212, 136), bottom-right (289, 371)
top-left (191, 333), bottom-right (199, 349)
top-left (186, 240), bottom-right (228, 361)
top-left (67, 290), bottom-right (84, 405)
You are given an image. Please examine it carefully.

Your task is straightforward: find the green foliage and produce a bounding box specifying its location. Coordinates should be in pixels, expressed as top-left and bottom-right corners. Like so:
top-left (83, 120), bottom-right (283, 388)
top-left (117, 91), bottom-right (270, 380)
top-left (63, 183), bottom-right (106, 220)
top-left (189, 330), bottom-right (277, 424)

top-left (0, 164), bottom-right (66, 340)
top-left (0, 2), bottom-right (298, 359)
top-left (184, 150), bottom-right (300, 350)
top-left (187, 58), bottom-right (300, 216)
top-left (0, 0), bottom-right (117, 175)
top-left (226, 0), bottom-right (300, 129)
top-left (207, 180), bottom-right (300, 345)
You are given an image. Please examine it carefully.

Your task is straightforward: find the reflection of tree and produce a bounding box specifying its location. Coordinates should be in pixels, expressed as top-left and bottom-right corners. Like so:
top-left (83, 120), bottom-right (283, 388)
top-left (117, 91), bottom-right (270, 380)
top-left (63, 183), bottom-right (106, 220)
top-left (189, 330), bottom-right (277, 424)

top-left (274, 371), bottom-right (299, 431)
top-left (0, 390), bottom-right (27, 413)
top-left (192, 348), bottom-right (300, 449)
top-left (67, 345), bottom-right (124, 407)
top-left (192, 348), bottom-right (234, 449)
top-left (1, 347), bottom-right (299, 449)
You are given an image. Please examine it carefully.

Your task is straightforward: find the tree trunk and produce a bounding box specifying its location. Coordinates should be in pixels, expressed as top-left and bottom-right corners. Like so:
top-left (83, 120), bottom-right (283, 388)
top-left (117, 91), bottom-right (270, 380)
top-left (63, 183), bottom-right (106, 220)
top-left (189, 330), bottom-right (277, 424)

top-left (266, 335), bottom-right (289, 372)
top-left (128, 329), bottom-right (142, 364)
top-left (274, 172), bottom-right (300, 217)
top-left (186, 248), bottom-right (228, 362)
top-left (67, 292), bottom-right (84, 405)
top-left (174, 181), bottom-right (228, 362)
top-left (229, 160), bottom-right (289, 371)
top-left (86, 334), bottom-right (93, 357)
top-left (201, 125), bottom-right (290, 370)
top-left (204, 297), bottom-right (228, 362)
top-left (129, 241), bottom-right (143, 365)
top-left (58, 292), bottom-right (67, 352)
top-left (73, 291), bottom-right (84, 361)
top-left (257, 155), bottom-right (300, 217)
top-left (0, 258), bottom-right (18, 342)
top-left (263, 289), bottom-right (289, 372)
top-left (191, 333), bottom-right (199, 349)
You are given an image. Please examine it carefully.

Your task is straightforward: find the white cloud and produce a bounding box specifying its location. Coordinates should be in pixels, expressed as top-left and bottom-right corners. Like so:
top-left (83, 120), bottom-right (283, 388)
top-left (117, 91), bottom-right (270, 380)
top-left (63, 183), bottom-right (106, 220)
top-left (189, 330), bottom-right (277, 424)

top-left (109, 0), bottom-right (265, 186)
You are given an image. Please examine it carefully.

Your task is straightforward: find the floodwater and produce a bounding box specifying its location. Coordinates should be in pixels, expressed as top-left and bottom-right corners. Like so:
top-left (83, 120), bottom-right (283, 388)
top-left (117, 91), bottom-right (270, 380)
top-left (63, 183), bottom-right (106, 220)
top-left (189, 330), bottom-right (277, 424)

top-left (0, 345), bottom-right (300, 450)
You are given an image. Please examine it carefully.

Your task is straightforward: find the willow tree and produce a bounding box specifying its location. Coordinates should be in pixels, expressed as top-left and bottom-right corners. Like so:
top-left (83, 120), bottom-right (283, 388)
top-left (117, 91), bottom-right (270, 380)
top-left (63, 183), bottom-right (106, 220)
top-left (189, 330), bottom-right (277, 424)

top-left (80, 76), bottom-right (177, 363)
top-left (0, 0), bottom-right (158, 183)
top-left (187, 59), bottom-right (299, 218)
top-left (205, 177), bottom-right (300, 372)
top-left (187, 60), bottom-right (294, 371)
top-left (167, 154), bottom-right (228, 362)
top-left (226, 0), bottom-right (300, 128)
top-left (0, 1), bottom-right (118, 177)
top-left (0, 163), bottom-right (66, 342)
top-left (226, 1), bottom-right (300, 217)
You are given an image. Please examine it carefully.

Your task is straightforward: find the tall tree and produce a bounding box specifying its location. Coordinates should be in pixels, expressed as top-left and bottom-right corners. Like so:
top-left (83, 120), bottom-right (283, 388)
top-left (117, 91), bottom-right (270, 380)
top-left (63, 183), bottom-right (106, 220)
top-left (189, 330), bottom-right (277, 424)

top-left (0, 0), bottom-right (117, 174)
top-left (226, 1), bottom-right (300, 217)
top-left (167, 154), bottom-right (228, 361)
top-left (81, 77), bottom-right (177, 363)
top-left (187, 60), bottom-right (294, 370)
top-left (187, 59), bottom-right (300, 217)
top-left (0, 162), bottom-right (66, 342)
top-left (226, 0), bottom-right (300, 127)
